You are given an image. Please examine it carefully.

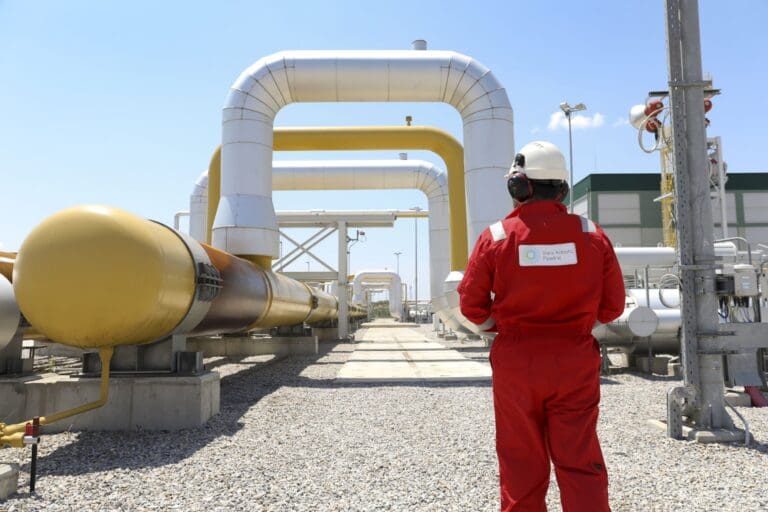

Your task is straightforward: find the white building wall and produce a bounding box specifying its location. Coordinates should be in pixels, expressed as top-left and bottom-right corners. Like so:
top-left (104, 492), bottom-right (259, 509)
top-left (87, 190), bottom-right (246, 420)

top-left (602, 227), bottom-right (643, 247)
top-left (743, 192), bottom-right (768, 223)
top-left (597, 193), bottom-right (641, 225)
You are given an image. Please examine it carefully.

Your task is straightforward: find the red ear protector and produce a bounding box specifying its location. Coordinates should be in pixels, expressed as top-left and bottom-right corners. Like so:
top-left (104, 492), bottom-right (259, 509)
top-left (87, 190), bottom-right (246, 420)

top-left (507, 153), bottom-right (533, 202)
top-left (507, 152), bottom-right (570, 203)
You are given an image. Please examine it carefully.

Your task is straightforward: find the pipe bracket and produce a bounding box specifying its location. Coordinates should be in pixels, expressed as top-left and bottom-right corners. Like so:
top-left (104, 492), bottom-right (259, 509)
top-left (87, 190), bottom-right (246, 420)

top-left (196, 262), bottom-right (223, 302)
top-left (152, 222), bottom-right (217, 337)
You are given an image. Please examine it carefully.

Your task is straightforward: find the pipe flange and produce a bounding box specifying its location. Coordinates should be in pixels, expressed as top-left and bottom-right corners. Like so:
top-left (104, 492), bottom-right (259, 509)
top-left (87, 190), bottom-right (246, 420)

top-left (152, 222), bottom-right (222, 337)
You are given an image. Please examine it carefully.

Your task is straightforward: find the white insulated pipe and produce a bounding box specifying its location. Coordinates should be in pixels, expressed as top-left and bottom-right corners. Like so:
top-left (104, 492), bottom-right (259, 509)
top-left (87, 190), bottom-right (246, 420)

top-left (190, 171), bottom-right (209, 242)
top-left (352, 271), bottom-right (402, 320)
top-left (0, 274), bottom-right (20, 350)
top-left (272, 159), bottom-right (448, 308)
top-left (214, 49), bottom-right (514, 258)
top-left (627, 288), bottom-right (681, 310)
top-left (614, 242), bottom-right (738, 273)
top-left (190, 159), bottom-right (450, 317)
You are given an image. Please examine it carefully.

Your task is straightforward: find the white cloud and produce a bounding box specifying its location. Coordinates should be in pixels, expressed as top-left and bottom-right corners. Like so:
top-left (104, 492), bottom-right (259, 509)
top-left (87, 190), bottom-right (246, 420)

top-left (547, 111), bottom-right (605, 131)
top-left (612, 117), bottom-right (629, 127)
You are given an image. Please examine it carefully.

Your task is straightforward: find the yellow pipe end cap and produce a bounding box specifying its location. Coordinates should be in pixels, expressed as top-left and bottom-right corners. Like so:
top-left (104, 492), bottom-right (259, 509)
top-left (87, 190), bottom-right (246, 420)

top-left (13, 206), bottom-right (196, 347)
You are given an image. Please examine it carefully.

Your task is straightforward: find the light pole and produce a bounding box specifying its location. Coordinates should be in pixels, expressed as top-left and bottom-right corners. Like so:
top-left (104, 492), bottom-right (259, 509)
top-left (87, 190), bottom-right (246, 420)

top-left (409, 206), bottom-right (422, 312)
top-left (305, 260), bottom-right (310, 272)
top-left (394, 251), bottom-right (402, 275)
top-left (559, 101), bottom-right (587, 213)
top-left (346, 229), bottom-right (365, 271)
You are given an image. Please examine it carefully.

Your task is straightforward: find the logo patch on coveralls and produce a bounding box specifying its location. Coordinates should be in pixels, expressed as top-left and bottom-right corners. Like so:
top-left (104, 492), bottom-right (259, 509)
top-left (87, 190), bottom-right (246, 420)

top-left (518, 243), bottom-right (577, 266)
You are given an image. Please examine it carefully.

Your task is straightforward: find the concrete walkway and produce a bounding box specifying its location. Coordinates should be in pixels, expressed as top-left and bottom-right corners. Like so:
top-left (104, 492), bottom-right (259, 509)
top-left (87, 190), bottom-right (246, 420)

top-left (337, 320), bottom-right (491, 383)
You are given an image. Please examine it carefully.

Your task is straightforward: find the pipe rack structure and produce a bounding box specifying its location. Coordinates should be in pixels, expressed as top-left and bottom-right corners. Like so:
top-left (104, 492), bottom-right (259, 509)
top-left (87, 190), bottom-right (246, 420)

top-left (213, 49), bottom-right (514, 265)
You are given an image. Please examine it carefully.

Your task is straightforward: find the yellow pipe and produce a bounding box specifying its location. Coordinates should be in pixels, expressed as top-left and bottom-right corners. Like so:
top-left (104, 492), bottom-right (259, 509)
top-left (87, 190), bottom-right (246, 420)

top-left (206, 148), bottom-right (220, 245)
top-left (208, 126), bottom-right (468, 270)
top-left (0, 251), bottom-right (15, 282)
top-left (0, 347), bottom-right (113, 448)
top-left (395, 211), bottom-right (430, 219)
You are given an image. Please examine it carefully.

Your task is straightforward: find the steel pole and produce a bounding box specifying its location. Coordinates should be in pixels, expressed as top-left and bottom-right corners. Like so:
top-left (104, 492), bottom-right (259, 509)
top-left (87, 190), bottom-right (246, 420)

top-left (665, 0), bottom-right (731, 430)
top-left (567, 113), bottom-right (574, 213)
top-left (337, 221), bottom-right (348, 339)
top-left (714, 137), bottom-right (728, 238)
top-left (414, 216), bottom-right (419, 309)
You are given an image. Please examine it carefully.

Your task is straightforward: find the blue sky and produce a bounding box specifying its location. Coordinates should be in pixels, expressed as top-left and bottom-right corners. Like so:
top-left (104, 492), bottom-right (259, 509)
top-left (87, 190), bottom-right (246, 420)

top-left (1, 1), bottom-right (766, 300)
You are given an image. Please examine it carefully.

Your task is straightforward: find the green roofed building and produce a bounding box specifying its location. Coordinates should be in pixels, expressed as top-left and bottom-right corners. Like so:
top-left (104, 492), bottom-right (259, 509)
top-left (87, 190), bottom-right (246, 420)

top-left (569, 172), bottom-right (768, 248)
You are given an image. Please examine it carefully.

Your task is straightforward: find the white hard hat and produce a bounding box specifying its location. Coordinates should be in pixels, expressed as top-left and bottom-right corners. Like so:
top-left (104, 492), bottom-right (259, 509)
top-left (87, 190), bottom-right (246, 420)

top-left (506, 141), bottom-right (568, 182)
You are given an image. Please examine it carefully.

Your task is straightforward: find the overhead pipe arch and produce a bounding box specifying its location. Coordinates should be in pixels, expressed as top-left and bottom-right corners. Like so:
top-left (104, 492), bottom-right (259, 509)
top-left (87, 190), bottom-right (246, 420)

top-left (205, 125), bottom-right (469, 270)
top-left (191, 158), bottom-right (450, 320)
top-left (352, 271), bottom-right (402, 320)
top-left (213, 49), bottom-right (514, 264)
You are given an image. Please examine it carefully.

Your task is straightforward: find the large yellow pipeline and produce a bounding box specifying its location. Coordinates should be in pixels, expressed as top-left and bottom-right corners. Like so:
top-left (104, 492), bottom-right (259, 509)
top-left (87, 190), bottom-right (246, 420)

top-left (12, 205), bottom-right (347, 348)
top-left (208, 126), bottom-right (469, 271)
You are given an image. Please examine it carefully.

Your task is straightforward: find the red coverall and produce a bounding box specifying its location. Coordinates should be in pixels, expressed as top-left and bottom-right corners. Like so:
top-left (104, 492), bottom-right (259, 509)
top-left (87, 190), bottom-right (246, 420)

top-left (458, 200), bottom-right (625, 512)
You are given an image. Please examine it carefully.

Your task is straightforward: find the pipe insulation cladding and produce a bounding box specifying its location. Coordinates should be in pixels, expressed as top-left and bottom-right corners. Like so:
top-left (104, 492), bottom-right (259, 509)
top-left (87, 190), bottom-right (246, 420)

top-left (12, 206), bottom-right (341, 349)
top-left (214, 50), bottom-right (514, 260)
top-left (613, 243), bottom-right (738, 274)
top-left (0, 274), bottom-right (20, 350)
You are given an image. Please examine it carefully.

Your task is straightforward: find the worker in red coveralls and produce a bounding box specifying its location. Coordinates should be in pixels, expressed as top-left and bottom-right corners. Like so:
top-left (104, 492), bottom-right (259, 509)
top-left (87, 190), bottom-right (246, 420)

top-left (458, 141), bottom-right (625, 512)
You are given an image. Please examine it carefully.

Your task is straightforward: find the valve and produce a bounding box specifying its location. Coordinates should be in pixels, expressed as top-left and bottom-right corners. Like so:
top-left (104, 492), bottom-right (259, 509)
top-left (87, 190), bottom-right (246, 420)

top-left (22, 419), bottom-right (40, 445)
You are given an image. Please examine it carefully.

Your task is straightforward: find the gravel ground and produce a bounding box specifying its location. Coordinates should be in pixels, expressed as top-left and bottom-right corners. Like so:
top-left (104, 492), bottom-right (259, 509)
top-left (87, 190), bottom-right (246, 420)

top-left (2, 327), bottom-right (768, 511)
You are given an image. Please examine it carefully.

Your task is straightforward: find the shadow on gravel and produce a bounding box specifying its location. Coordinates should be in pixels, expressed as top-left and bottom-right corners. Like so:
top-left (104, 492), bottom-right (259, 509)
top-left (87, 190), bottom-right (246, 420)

top-left (33, 343), bottom-right (491, 476)
top-left (34, 350), bottom-right (331, 476)
top-left (745, 438), bottom-right (768, 454)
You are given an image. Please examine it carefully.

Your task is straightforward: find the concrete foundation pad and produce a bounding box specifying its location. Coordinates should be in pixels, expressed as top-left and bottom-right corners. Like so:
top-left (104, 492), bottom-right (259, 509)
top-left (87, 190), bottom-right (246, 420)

top-left (0, 372), bottom-right (219, 433)
top-left (689, 428), bottom-right (746, 444)
top-left (337, 333), bottom-right (491, 383)
top-left (635, 355), bottom-right (673, 375)
top-left (187, 336), bottom-right (318, 358)
top-left (646, 419), bottom-right (747, 444)
top-left (337, 323), bottom-right (492, 383)
top-left (311, 327), bottom-right (340, 342)
top-left (0, 463), bottom-right (19, 500)
top-left (724, 391), bottom-right (753, 407)
top-left (360, 322), bottom-right (421, 328)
